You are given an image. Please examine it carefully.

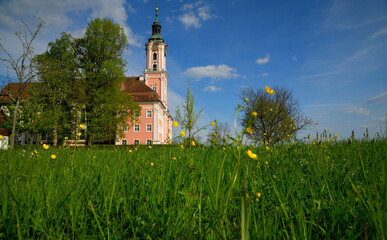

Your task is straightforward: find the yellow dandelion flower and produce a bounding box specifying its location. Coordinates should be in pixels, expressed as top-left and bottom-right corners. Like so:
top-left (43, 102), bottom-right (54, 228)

top-left (34, 150), bottom-right (37, 153)
top-left (265, 85), bottom-right (276, 94)
top-left (252, 112), bottom-right (258, 117)
top-left (148, 145), bottom-right (152, 149)
top-left (180, 144), bottom-right (184, 149)
top-left (264, 132), bottom-right (267, 136)
top-left (246, 127), bottom-right (253, 134)
top-left (256, 192), bottom-right (262, 198)
top-left (31, 152), bottom-right (34, 155)
top-left (265, 146), bottom-right (270, 151)
top-left (180, 130), bottom-right (186, 137)
top-left (80, 124), bottom-right (84, 128)
top-left (129, 150), bottom-right (132, 153)
top-left (151, 162), bottom-right (154, 166)
top-left (51, 154), bottom-right (56, 159)
top-left (335, 133), bottom-right (338, 137)
top-left (172, 157), bottom-right (177, 160)
top-left (172, 121), bottom-right (179, 127)
top-left (244, 98), bottom-right (248, 102)
top-left (134, 147), bottom-right (137, 151)
top-left (265, 141), bottom-right (269, 145)
top-left (270, 108), bottom-right (273, 111)
top-left (212, 132), bottom-right (216, 136)
top-left (265, 161), bottom-right (268, 165)
top-left (43, 144), bottom-right (49, 150)
top-left (191, 140), bottom-right (196, 146)
top-left (64, 136), bottom-right (68, 140)
top-left (0, 135), bottom-right (2, 140)
top-left (77, 132), bottom-right (81, 136)
top-left (222, 147), bottom-right (226, 150)
top-left (246, 150), bottom-right (258, 159)
top-left (211, 121), bottom-right (215, 127)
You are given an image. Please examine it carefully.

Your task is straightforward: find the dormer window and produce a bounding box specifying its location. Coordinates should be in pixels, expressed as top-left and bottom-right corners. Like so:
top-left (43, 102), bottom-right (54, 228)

top-left (153, 64), bottom-right (157, 71)
top-left (153, 52), bottom-right (157, 60)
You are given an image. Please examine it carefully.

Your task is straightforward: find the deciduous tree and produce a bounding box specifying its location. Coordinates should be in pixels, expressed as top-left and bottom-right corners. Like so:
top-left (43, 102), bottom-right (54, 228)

top-left (239, 85), bottom-right (312, 144)
top-left (0, 18), bottom-right (45, 150)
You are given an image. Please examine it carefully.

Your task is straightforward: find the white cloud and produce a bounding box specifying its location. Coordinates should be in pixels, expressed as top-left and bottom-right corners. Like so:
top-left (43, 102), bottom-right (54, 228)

top-left (345, 106), bottom-right (371, 116)
top-left (179, 1), bottom-right (215, 29)
top-left (183, 64), bottom-right (239, 80)
top-left (366, 91), bottom-right (387, 104)
top-left (370, 27), bottom-right (387, 39)
top-left (203, 85), bottom-right (221, 92)
top-left (256, 54), bottom-right (270, 65)
top-left (261, 73), bottom-right (269, 77)
top-left (179, 13), bottom-right (201, 29)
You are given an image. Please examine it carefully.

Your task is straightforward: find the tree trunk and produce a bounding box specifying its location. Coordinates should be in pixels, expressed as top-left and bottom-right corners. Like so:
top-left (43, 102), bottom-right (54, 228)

top-left (10, 100), bottom-right (20, 150)
top-left (53, 124), bottom-right (58, 146)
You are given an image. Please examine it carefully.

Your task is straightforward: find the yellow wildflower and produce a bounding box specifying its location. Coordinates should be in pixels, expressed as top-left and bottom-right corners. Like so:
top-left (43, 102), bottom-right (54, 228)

top-left (265, 141), bottom-right (269, 145)
top-left (0, 135), bottom-right (2, 140)
top-left (172, 157), bottom-right (177, 160)
top-left (265, 146), bottom-right (270, 151)
top-left (191, 140), bottom-right (196, 146)
top-left (64, 136), bottom-right (68, 140)
top-left (246, 150), bottom-right (258, 159)
top-left (80, 124), bottom-right (84, 128)
top-left (211, 121), bottom-right (214, 127)
top-left (172, 121), bottom-right (179, 127)
top-left (180, 130), bottom-right (186, 137)
top-left (129, 150), bottom-right (132, 153)
top-left (34, 150), bottom-right (37, 153)
top-left (212, 132), bottom-right (216, 136)
top-left (148, 145), bottom-right (152, 149)
top-left (51, 154), bottom-right (56, 159)
top-left (335, 133), bottom-right (338, 137)
top-left (180, 144), bottom-right (184, 149)
top-left (264, 132), bottom-right (267, 136)
top-left (265, 161), bottom-right (268, 165)
top-left (252, 112), bottom-right (258, 117)
top-left (43, 144), bottom-right (49, 150)
top-left (256, 192), bottom-right (262, 198)
top-left (77, 132), bottom-right (81, 136)
top-left (134, 147), bottom-right (137, 151)
top-left (270, 108), bottom-right (273, 111)
top-left (222, 147), bottom-right (226, 150)
top-left (246, 127), bottom-right (253, 134)
top-left (151, 162), bottom-right (154, 166)
top-left (265, 85), bottom-right (276, 94)
top-left (244, 98), bottom-right (248, 102)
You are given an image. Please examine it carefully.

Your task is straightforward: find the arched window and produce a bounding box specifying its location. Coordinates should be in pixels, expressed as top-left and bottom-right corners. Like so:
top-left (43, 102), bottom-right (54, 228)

top-left (153, 64), bottom-right (157, 71)
top-left (153, 52), bottom-right (157, 60)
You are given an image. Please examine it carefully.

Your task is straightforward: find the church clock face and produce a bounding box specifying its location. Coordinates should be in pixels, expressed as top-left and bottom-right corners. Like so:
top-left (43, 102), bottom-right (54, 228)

top-left (152, 43), bottom-right (158, 51)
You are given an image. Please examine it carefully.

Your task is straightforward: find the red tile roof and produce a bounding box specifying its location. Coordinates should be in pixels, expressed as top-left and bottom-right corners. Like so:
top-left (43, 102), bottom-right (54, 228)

top-left (119, 77), bottom-right (161, 102)
top-left (1, 77), bottom-right (161, 104)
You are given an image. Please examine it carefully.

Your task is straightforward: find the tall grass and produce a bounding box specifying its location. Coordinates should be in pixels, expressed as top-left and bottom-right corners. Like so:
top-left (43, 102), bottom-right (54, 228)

top-left (0, 139), bottom-right (385, 239)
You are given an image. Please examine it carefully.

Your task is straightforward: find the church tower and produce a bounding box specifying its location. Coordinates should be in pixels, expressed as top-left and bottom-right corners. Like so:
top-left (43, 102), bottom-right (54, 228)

top-left (144, 3), bottom-right (168, 107)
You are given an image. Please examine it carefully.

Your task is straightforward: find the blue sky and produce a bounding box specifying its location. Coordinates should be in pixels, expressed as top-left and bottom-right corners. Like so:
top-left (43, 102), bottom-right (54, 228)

top-left (1, 0), bottom-right (386, 141)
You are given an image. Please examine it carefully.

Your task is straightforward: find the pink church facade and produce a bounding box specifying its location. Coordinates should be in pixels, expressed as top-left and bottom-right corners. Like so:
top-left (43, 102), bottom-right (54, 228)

top-left (116, 7), bottom-right (173, 145)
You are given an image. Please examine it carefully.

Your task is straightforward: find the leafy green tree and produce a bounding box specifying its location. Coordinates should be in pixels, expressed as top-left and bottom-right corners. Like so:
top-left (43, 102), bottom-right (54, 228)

top-left (175, 87), bottom-right (203, 144)
top-left (0, 19), bottom-right (45, 149)
top-left (77, 18), bottom-right (138, 145)
top-left (239, 85), bottom-right (312, 144)
top-left (33, 33), bottom-right (79, 146)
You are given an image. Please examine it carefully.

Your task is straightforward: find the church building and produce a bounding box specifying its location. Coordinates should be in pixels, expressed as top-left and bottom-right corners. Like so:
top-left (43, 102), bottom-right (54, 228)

top-left (117, 6), bottom-right (173, 145)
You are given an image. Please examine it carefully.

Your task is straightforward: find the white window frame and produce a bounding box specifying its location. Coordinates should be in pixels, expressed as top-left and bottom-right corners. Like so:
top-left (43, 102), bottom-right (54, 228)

top-left (146, 124), bottom-right (152, 132)
top-left (122, 139), bottom-right (127, 145)
top-left (146, 110), bottom-right (152, 118)
top-left (134, 139), bottom-right (139, 145)
top-left (134, 124), bottom-right (140, 132)
top-left (147, 139), bottom-right (152, 145)
top-left (152, 86), bottom-right (157, 92)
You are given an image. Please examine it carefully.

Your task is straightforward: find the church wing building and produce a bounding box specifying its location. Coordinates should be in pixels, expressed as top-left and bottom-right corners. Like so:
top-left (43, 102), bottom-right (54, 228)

top-left (116, 6), bottom-right (173, 145)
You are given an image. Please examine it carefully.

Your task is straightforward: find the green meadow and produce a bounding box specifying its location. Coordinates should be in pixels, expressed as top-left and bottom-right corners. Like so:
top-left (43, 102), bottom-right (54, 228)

top-left (0, 139), bottom-right (386, 239)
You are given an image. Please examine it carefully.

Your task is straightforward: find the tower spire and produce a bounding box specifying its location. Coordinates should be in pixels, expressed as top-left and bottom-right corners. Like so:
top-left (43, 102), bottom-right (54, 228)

top-left (155, 0), bottom-right (158, 22)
